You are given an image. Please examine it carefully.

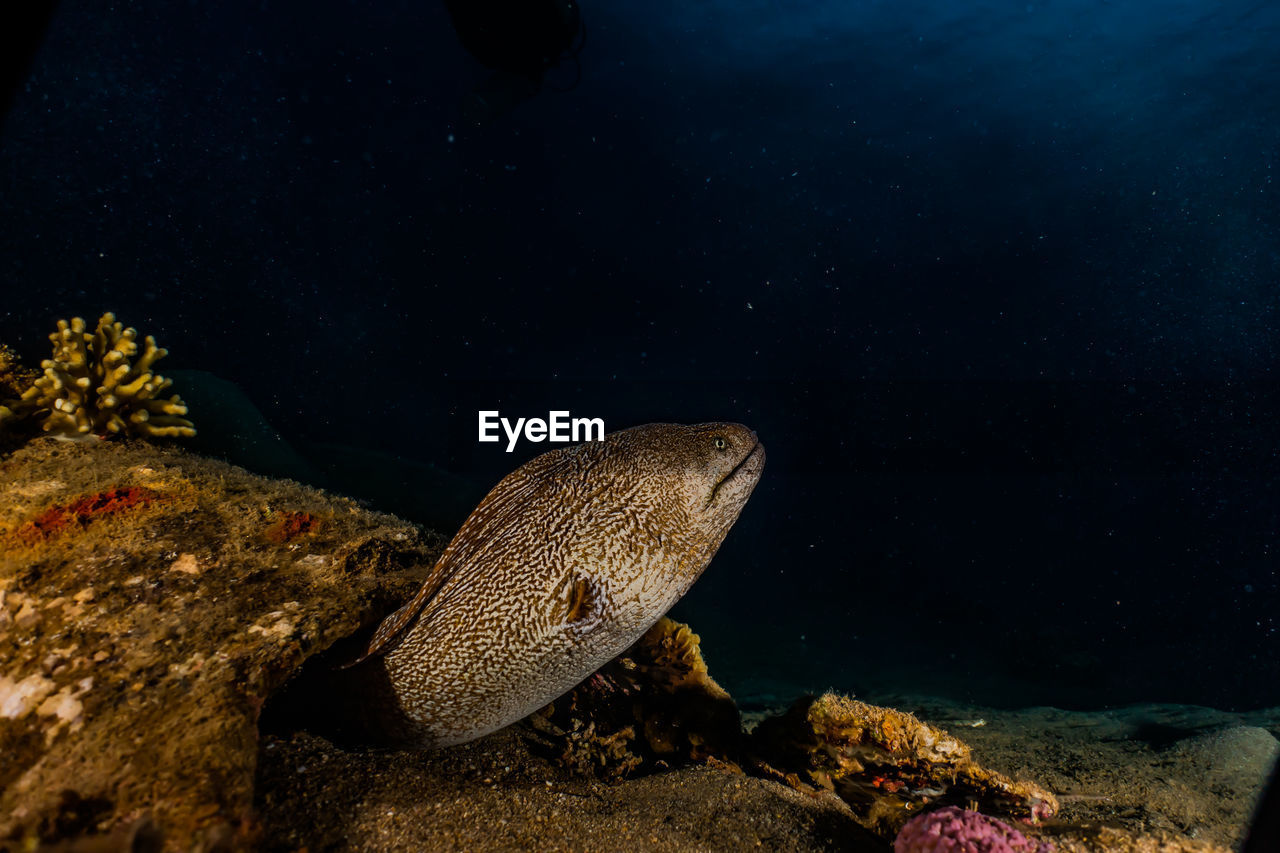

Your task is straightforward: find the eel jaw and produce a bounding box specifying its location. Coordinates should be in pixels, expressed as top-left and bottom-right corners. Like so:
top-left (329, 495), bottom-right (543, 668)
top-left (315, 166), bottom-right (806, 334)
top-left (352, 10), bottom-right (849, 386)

top-left (706, 436), bottom-right (764, 508)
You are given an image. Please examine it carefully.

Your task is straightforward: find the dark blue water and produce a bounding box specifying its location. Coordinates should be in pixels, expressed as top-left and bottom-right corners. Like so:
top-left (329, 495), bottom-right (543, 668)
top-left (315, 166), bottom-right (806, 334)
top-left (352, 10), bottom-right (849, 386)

top-left (1, 0), bottom-right (1276, 709)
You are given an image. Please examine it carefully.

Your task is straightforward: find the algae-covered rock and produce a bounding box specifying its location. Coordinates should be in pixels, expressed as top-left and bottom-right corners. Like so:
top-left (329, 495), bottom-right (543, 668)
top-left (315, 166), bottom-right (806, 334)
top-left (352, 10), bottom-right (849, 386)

top-left (751, 692), bottom-right (1058, 839)
top-left (0, 438), bottom-right (445, 850)
top-left (526, 617), bottom-right (742, 779)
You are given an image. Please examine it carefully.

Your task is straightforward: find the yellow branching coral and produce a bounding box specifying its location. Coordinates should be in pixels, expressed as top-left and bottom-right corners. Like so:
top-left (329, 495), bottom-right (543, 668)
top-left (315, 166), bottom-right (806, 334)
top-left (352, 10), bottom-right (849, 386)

top-left (0, 313), bottom-right (195, 439)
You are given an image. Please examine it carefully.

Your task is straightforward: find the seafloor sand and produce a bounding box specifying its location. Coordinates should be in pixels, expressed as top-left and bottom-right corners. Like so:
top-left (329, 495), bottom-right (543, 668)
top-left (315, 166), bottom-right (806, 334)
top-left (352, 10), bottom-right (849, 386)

top-left (252, 697), bottom-right (1277, 852)
top-left (848, 696), bottom-right (1279, 850)
top-left (256, 727), bottom-right (881, 852)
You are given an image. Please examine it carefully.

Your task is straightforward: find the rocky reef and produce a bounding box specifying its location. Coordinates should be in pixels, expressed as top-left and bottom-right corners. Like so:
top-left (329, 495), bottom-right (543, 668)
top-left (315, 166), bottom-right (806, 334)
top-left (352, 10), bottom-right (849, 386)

top-left (1, 438), bottom-right (441, 848)
top-left (0, 438), bottom-right (1260, 852)
top-left (525, 617), bottom-right (743, 779)
top-left (750, 693), bottom-right (1057, 838)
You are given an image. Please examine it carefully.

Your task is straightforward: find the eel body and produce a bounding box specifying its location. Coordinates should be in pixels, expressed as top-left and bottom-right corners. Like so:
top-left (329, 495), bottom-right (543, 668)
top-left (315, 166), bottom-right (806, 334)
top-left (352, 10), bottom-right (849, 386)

top-left (357, 421), bottom-right (765, 747)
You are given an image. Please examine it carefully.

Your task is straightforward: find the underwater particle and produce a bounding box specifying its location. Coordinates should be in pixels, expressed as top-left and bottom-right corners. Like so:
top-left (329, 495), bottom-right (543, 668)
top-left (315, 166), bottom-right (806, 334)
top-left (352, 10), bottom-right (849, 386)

top-left (894, 806), bottom-right (1055, 853)
top-left (345, 422), bottom-right (765, 748)
top-left (0, 312), bottom-right (195, 439)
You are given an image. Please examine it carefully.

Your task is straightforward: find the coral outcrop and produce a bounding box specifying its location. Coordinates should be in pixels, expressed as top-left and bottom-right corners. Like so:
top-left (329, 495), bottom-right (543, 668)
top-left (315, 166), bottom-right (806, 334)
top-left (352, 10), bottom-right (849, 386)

top-left (0, 344), bottom-right (38, 397)
top-left (751, 693), bottom-right (1058, 839)
top-left (0, 344), bottom-right (40, 426)
top-left (0, 313), bottom-right (195, 439)
top-left (527, 617), bottom-right (742, 779)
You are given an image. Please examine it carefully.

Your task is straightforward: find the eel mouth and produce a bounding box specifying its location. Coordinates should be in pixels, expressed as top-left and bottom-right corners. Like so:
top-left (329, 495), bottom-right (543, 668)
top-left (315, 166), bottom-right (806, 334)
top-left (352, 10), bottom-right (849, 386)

top-left (708, 435), bottom-right (764, 506)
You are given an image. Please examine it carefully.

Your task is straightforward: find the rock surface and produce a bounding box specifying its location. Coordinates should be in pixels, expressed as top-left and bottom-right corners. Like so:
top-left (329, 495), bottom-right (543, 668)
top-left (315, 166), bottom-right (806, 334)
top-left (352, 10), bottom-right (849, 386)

top-left (1, 438), bottom-right (443, 849)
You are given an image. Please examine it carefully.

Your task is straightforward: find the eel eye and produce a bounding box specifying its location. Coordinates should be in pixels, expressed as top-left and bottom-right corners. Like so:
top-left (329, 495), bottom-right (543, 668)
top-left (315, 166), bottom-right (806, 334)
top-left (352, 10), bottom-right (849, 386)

top-left (713, 436), bottom-right (728, 451)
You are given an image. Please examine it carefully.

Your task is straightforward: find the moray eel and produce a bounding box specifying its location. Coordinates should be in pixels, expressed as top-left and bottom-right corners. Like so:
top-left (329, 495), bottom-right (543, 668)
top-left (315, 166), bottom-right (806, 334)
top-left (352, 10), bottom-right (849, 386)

top-left (355, 422), bottom-right (764, 747)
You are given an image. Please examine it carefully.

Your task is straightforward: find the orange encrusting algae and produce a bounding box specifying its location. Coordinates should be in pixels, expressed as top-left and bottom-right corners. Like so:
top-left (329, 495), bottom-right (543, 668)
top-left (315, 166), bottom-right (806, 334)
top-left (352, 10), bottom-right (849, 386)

top-left (264, 511), bottom-right (322, 544)
top-left (10, 486), bottom-right (163, 545)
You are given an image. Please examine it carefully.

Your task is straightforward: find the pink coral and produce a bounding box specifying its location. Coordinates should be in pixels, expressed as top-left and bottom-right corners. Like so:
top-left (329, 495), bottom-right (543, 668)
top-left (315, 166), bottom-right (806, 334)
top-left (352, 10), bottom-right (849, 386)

top-left (894, 807), bottom-right (1056, 853)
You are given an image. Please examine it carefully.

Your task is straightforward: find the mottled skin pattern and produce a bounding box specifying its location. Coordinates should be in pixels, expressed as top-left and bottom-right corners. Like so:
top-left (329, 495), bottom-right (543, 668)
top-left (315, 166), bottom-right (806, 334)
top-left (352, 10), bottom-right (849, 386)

top-left (360, 422), bottom-right (765, 748)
